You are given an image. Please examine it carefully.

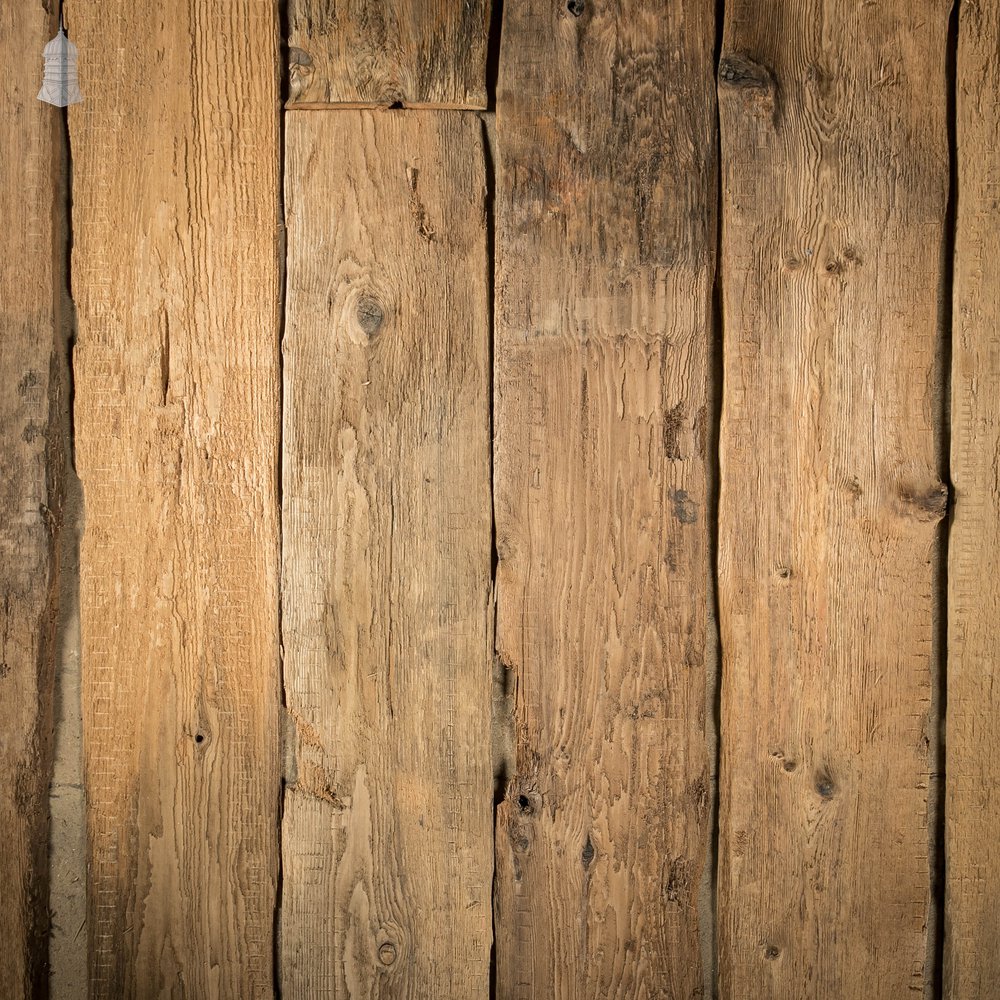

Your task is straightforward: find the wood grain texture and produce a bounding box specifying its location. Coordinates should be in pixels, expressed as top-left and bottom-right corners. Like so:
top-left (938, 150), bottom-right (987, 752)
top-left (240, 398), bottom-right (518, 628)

top-left (0, 3), bottom-right (65, 995)
top-left (286, 0), bottom-right (491, 108)
top-left (947, 1), bottom-right (1000, 995)
top-left (493, 3), bottom-right (717, 997)
top-left (716, 2), bottom-right (950, 996)
top-left (281, 111), bottom-right (492, 999)
top-left (68, 0), bottom-right (281, 994)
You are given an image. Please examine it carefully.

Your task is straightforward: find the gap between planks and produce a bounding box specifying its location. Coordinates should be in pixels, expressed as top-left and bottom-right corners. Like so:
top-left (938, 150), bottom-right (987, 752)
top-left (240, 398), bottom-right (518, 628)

top-left (286, 102), bottom-right (489, 111)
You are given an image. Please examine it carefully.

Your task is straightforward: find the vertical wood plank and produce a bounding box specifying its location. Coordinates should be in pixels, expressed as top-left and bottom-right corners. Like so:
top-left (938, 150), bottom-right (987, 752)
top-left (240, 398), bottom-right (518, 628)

top-left (493, 3), bottom-right (718, 997)
top-left (716, 3), bottom-right (950, 996)
top-left (0, 3), bottom-right (65, 995)
top-left (947, 2), bottom-right (1000, 995)
top-left (286, 1), bottom-right (492, 108)
top-left (280, 111), bottom-right (493, 999)
top-left (68, 0), bottom-right (282, 994)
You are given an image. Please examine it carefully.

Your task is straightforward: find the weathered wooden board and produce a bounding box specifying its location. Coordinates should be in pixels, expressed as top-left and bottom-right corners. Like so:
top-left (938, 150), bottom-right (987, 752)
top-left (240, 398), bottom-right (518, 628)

top-left (68, 0), bottom-right (282, 994)
top-left (281, 111), bottom-right (492, 999)
top-left (493, 3), bottom-right (718, 997)
top-left (287, 0), bottom-right (491, 108)
top-left (716, 2), bottom-right (949, 996)
top-left (947, 2), bottom-right (1000, 995)
top-left (0, 3), bottom-right (66, 995)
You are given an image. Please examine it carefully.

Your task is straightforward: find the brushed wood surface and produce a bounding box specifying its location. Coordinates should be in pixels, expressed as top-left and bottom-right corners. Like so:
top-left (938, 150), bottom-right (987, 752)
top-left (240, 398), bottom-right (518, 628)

top-left (716, 2), bottom-right (950, 996)
top-left (287, 0), bottom-right (491, 108)
top-left (280, 110), bottom-right (493, 1000)
top-left (68, 0), bottom-right (282, 994)
top-left (493, 2), bottom-right (718, 997)
top-left (947, 1), bottom-right (1000, 995)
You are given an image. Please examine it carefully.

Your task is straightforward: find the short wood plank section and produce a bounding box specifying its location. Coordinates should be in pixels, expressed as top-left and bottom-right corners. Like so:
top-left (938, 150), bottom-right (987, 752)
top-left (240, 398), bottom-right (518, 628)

top-left (0, 3), bottom-right (65, 995)
top-left (69, 0), bottom-right (282, 994)
top-left (281, 111), bottom-right (492, 999)
top-left (947, 2), bottom-right (1000, 995)
top-left (287, 0), bottom-right (491, 108)
top-left (493, 3), bottom-right (718, 997)
top-left (716, 3), bottom-right (949, 996)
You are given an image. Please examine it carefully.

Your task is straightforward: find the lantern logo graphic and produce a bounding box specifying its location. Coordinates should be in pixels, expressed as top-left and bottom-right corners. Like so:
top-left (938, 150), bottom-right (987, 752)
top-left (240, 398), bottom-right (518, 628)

top-left (38, 28), bottom-right (83, 107)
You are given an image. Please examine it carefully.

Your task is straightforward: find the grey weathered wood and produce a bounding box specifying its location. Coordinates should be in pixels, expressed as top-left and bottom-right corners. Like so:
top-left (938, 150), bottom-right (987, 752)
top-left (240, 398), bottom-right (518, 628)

top-left (0, 3), bottom-right (66, 995)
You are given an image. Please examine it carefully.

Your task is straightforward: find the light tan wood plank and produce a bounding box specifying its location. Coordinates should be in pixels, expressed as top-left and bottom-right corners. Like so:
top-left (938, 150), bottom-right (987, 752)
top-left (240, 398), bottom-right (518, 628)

top-left (67, 0), bottom-right (282, 993)
top-left (716, 2), bottom-right (950, 996)
top-left (286, 0), bottom-right (491, 108)
top-left (493, 3), bottom-right (718, 997)
top-left (947, 2), bottom-right (1000, 995)
top-left (280, 110), bottom-right (492, 1000)
top-left (0, 4), bottom-right (66, 995)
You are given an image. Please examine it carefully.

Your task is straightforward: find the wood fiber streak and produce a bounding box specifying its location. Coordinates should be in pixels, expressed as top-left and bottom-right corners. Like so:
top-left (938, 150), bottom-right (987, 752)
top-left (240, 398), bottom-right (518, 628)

top-left (493, 3), bottom-right (717, 997)
top-left (281, 111), bottom-right (492, 1000)
top-left (0, 3), bottom-right (65, 995)
top-left (68, 0), bottom-right (282, 994)
top-left (947, 2), bottom-right (1000, 995)
top-left (716, 2), bottom-right (950, 997)
top-left (286, 0), bottom-right (491, 108)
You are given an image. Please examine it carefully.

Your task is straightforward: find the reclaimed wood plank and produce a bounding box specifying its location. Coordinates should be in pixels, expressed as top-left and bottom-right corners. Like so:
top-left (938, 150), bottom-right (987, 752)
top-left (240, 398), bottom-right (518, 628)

top-left (0, 3), bottom-right (66, 995)
top-left (716, 2), bottom-right (950, 996)
top-left (947, 2), bottom-right (1000, 995)
top-left (493, 3), bottom-right (718, 997)
top-left (280, 110), bottom-right (493, 1000)
top-left (286, 0), bottom-right (491, 108)
top-left (68, 0), bottom-right (282, 994)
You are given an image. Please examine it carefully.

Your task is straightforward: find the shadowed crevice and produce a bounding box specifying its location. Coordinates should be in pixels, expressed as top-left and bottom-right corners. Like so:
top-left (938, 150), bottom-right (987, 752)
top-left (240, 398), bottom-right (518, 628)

top-left (929, 3), bottom-right (960, 998)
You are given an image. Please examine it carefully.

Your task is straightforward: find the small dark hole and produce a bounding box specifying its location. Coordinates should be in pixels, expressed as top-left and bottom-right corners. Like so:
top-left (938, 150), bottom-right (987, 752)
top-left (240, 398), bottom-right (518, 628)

top-left (195, 733), bottom-right (205, 744)
top-left (783, 759), bottom-right (797, 772)
top-left (567, 0), bottom-right (585, 15)
top-left (517, 794), bottom-right (532, 813)
top-left (765, 945), bottom-right (780, 960)
top-left (816, 776), bottom-right (835, 799)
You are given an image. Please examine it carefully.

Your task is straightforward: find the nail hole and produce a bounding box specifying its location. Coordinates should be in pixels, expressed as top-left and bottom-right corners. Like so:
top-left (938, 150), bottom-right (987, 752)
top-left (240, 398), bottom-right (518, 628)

top-left (765, 944), bottom-right (780, 960)
top-left (194, 733), bottom-right (205, 744)
top-left (517, 794), bottom-right (532, 814)
top-left (567, 0), bottom-right (585, 15)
